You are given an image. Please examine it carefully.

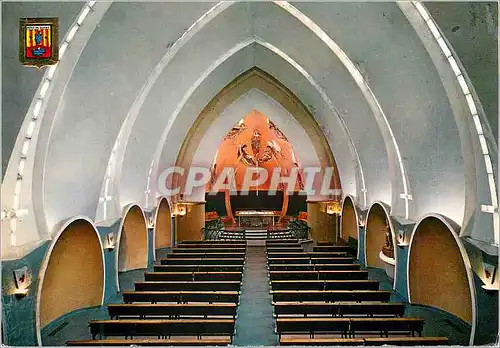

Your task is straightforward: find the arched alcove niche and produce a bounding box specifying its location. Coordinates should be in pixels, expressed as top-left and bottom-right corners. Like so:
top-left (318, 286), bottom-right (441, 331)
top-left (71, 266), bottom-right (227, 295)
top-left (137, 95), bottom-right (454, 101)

top-left (408, 214), bottom-right (477, 344)
top-left (365, 202), bottom-right (397, 287)
top-left (154, 197), bottom-right (172, 250)
top-left (115, 204), bottom-right (148, 292)
top-left (35, 217), bottom-right (104, 345)
top-left (340, 195), bottom-right (360, 257)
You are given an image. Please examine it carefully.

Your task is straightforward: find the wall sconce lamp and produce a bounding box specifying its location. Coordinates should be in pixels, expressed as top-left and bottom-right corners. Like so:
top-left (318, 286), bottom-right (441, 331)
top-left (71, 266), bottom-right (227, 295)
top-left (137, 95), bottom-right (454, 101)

top-left (104, 232), bottom-right (116, 252)
top-left (147, 215), bottom-right (155, 229)
top-left (13, 266), bottom-right (29, 298)
top-left (175, 203), bottom-right (187, 217)
top-left (482, 262), bottom-right (498, 292)
top-left (326, 201), bottom-right (340, 215)
top-left (396, 229), bottom-right (409, 247)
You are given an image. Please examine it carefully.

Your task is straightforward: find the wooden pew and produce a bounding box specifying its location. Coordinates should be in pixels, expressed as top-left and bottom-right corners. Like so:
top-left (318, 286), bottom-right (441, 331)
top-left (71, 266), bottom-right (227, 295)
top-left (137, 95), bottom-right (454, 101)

top-left (181, 240), bottom-right (246, 245)
top-left (176, 244), bottom-right (246, 249)
top-left (164, 253), bottom-right (246, 259)
top-left (364, 337), bottom-right (448, 345)
top-left (153, 265), bottom-right (244, 273)
top-left (135, 281), bottom-right (241, 292)
top-left (269, 264), bottom-right (360, 272)
top-left (144, 272), bottom-right (242, 282)
top-left (122, 291), bottom-right (239, 304)
top-left (313, 245), bottom-right (351, 252)
top-left (350, 317), bottom-right (425, 337)
top-left (273, 302), bottom-right (405, 317)
top-left (279, 337), bottom-right (364, 346)
top-left (266, 239), bottom-right (299, 244)
top-left (276, 317), bottom-right (350, 338)
top-left (266, 252), bottom-right (347, 258)
top-left (161, 258), bottom-right (245, 265)
top-left (266, 247), bottom-right (304, 253)
top-left (271, 290), bottom-right (392, 303)
top-left (310, 257), bottom-right (355, 264)
top-left (107, 303), bottom-right (237, 319)
top-left (67, 337), bottom-right (232, 346)
top-left (172, 248), bottom-right (246, 254)
top-left (267, 257), bottom-right (355, 265)
top-left (270, 280), bottom-right (379, 291)
top-left (269, 270), bottom-right (368, 281)
top-left (88, 319), bottom-right (235, 339)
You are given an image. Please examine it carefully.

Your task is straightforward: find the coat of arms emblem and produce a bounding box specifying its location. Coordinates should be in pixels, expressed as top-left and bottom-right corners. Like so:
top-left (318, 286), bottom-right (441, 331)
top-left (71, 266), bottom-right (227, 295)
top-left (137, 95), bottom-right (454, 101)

top-left (19, 18), bottom-right (59, 68)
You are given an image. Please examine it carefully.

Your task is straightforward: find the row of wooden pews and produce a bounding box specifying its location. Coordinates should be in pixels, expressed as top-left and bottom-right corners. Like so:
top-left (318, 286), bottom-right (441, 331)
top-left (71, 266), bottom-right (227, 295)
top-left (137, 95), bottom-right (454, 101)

top-left (266, 239), bottom-right (448, 346)
top-left (67, 240), bottom-right (246, 346)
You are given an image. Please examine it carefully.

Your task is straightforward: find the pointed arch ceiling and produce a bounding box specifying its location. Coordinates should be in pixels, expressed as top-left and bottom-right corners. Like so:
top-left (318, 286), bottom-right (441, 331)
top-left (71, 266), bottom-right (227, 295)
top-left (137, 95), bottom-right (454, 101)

top-left (2, 1), bottom-right (496, 257)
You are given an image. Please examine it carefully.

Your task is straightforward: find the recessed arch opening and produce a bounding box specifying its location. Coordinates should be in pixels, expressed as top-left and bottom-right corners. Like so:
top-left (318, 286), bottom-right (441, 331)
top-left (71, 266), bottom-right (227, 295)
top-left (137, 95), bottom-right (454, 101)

top-left (115, 204), bottom-right (148, 292)
top-left (365, 202), bottom-right (397, 287)
top-left (154, 197), bottom-right (172, 250)
top-left (340, 195), bottom-right (359, 257)
top-left (35, 217), bottom-right (104, 345)
top-left (408, 214), bottom-right (476, 343)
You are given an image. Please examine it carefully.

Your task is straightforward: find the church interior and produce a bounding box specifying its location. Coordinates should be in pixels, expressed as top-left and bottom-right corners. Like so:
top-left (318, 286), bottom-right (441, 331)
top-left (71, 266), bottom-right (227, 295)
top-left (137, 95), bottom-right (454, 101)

top-left (1, 1), bottom-right (498, 346)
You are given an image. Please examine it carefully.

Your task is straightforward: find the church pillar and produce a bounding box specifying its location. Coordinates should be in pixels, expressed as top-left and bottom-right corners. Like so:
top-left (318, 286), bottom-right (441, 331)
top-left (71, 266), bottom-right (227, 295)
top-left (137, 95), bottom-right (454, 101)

top-left (175, 202), bottom-right (205, 241)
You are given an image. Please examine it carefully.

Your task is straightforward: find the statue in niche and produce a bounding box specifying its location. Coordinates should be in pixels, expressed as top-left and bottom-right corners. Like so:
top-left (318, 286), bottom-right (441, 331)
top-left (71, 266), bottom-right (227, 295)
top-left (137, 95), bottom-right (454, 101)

top-left (382, 223), bottom-right (395, 259)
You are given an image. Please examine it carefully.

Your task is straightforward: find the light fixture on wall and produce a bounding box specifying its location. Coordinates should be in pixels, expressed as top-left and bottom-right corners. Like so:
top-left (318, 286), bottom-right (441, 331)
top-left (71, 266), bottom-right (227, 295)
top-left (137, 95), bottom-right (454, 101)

top-left (482, 262), bottom-right (498, 292)
top-left (147, 215), bottom-right (155, 229)
top-left (326, 201), bottom-right (340, 215)
top-left (104, 232), bottom-right (116, 251)
top-left (175, 203), bottom-right (187, 217)
top-left (13, 266), bottom-right (29, 298)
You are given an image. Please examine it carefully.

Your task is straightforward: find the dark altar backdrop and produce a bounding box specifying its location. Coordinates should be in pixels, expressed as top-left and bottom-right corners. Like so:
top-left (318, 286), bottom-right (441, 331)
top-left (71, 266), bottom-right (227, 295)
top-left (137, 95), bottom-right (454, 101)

top-left (230, 191), bottom-right (284, 213)
top-left (205, 192), bottom-right (226, 216)
top-left (205, 191), bottom-right (306, 216)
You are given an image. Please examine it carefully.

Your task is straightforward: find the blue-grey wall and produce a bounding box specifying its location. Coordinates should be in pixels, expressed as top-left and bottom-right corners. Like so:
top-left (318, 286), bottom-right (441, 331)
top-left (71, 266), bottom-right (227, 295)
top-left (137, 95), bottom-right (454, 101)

top-left (1, 243), bottom-right (49, 345)
top-left (394, 245), bottom-right (409, 300)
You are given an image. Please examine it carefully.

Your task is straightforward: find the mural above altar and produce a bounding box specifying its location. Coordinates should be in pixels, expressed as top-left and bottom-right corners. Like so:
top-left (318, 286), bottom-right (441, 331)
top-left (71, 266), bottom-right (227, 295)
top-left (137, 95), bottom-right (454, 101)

top-left (235, 210), bottom-right (280, 228)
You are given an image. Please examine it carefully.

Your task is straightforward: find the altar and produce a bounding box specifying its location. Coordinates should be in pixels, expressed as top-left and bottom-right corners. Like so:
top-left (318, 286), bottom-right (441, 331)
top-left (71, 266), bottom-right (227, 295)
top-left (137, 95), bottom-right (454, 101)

top-left (235, 210), bottom-right (280, 228)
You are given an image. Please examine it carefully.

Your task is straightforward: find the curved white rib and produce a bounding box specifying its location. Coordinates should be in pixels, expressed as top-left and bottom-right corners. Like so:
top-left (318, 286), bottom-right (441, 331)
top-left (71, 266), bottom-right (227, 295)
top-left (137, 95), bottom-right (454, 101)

top-left (149, 36), bottom-right (365, 206)
top-left (275, 1), bottom-right (411, 218)
top-left (97, 2), bottom-right (233, 220)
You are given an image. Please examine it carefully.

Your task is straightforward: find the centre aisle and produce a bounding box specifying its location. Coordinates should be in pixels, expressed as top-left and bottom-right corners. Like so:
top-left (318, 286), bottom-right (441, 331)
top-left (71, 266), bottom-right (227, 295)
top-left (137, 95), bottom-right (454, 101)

top-left (234, 246), bottom-right (277, 346)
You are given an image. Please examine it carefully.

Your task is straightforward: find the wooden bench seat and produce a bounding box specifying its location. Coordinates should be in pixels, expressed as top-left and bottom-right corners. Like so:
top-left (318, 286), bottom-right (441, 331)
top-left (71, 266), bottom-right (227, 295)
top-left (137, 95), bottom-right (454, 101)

top-left (271, 280), bottom-right (379, 291)
top-left (266, 247), bottom-right (305, 253)
top-left (269, 270), bottom-right (368, 281)
top-left (269, 264), bottom-right (360, 272)
top-left (364, 337), bottom-right (448, 345)
top-left (267, 252), bottom-right (347, 258)
top-left (154, 265), bottom-right (244, 273)
top-left (122, 291), bottom-right (239, 304)
top-left (108, 303), bottom-right (237, 319)
top-left (279, 337), bottom-right (364, 346)
top-left (177, 244), bottom-right (246, 248)
top-left (276, 317), bottom-right (350, 338)
top-left (273, 302), bottom-right (405, 317)
top-left (88, 319), bottom-right (235, 339)
top-left (161, 258), bottom-right (245, 265)
top-left (67, 337), bottom-right (232, 346)
top-left (181, 240), bottom-right (246, 245)
top-left (164, 253), bottom-right (246, 259)
top-left (172, 248), bottom-right (246, 254)
top-left (313, 245), bottom-right (351, 252)
top-left (350, 317), bottom-right (424, 337)
top-left (144, 272), bottom-right (242, 282)
top-left (271, 290), bottom-right (392, 303)
top-left (266, 239), bottom-right (299, 244)
top-left (268, 257), bottom-right (355, 265)
top-left (135, 281), bottom-right (241, 292)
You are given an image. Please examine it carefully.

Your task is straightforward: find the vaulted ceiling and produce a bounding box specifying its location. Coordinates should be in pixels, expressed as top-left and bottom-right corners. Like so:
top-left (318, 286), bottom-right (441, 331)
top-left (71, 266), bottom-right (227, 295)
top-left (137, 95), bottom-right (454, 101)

top-left (1, 1), bottom-right (497, 258)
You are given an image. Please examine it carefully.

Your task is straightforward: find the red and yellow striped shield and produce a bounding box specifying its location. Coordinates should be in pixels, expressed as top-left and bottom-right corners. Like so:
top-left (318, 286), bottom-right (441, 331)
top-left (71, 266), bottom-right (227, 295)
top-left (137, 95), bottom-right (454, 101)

top-left (20, 18), bottom-right (59, 68)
